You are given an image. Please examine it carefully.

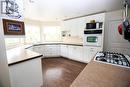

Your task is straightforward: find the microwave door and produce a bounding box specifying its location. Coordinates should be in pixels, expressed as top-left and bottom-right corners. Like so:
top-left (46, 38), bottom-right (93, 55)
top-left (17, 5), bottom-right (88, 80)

top-left (87, 36), bottom-right (98, 43)
top-left (84, 34), bottom-right (102, 46)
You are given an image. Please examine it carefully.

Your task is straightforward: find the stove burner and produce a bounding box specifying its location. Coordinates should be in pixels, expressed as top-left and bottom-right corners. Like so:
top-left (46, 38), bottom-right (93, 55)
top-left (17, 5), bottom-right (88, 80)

top-left (99, 58), bottom-right (107, 62)
top-left (112, 55), bottom-right (119, 58)
top-left (95, 52), bottom-right (130, 67)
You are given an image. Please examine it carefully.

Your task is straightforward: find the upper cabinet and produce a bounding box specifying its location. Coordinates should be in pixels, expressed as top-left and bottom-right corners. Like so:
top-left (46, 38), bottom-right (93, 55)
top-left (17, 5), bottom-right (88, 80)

top-left (62, 17), bottom-right (85, 38)
top-left (1, 0), bottom-right (24, 21)
top-left (85, 13), bottom-right (105, 25)
top-left (62, 13), bottom-right (105, 39)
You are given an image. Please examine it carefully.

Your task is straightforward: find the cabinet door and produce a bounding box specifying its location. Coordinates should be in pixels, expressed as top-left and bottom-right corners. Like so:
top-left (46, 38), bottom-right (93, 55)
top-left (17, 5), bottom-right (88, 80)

top-left (63, 21), bottom-right (72, 31)
top-left (9, 58), bottom-right (43, 87)
top-left (33, 45), bottom-right (43, 54)
top-left (61, 45), bottom-right (69, 58)
top-left (63, 18), bottom-right (85, 38)
top-left (50, 45), bottom-right (60, 57)
top-left (70, 20), bottom-right (78, 37)
top-left (77, 18), bottom-right (85, 38)
top-left (68, 45), bottom-right (83, 61)
top-left (83, 46), bottom-right (102, 63)
top-left (43, 45), bottom-right (61, 57)
top-left (74, 46), bottom-right (84, 61)
top-left (43, 45), bottom-right (52, 57)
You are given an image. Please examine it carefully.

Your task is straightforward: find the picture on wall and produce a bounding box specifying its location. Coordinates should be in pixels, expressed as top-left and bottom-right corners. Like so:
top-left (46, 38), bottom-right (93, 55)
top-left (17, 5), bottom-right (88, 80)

top-left (3, 19), bottom-right (25, 35)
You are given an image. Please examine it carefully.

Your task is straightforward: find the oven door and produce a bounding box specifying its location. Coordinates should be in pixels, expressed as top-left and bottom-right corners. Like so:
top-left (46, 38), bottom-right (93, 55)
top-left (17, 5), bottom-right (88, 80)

top-left (84, 34), bottom-right (102, 46)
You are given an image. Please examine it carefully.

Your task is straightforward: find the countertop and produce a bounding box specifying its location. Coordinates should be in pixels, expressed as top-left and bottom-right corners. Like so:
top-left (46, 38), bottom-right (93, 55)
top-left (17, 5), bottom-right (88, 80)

top-left (7, 42), bottom-right (83, 65)
top-left (7, 47), bottom-right (43, 66)
top-left (25, 42), bottom-right (83, 49)
top-left (33, 42), bottom-right (83, 46)
top-left (70, 61), bottom-right (130, 87)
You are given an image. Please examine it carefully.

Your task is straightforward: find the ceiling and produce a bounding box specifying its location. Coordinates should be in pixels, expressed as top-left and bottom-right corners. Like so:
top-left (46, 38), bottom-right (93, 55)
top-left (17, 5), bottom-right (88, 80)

top-left (24, 0), bottom-right (123, 21)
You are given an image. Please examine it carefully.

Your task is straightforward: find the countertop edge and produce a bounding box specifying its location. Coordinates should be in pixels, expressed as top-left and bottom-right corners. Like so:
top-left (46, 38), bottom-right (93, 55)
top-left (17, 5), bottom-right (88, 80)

top-left (8, 54), bottom-right (43, 66)
top-left (25, 43), bottom-right (83, 49)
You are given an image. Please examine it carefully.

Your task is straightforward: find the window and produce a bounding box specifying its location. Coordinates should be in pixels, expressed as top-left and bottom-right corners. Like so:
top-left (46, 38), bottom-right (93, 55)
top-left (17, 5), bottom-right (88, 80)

top-left (25, 24), bottom-right (41, 44)
top-left (43, 26), bottom-right (61, 42)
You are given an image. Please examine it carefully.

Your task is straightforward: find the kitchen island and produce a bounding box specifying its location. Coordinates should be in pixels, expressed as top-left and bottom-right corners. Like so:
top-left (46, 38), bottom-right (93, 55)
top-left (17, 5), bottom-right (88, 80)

top-left (7, 47), bottom-right (43, 87)
top-left (70, 61), bottom-right (130, 87)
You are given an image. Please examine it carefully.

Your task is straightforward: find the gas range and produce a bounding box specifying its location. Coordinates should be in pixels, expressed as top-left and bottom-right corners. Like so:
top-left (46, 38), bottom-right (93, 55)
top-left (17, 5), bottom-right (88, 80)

top-left (94, 52), bottom-right (130, 68)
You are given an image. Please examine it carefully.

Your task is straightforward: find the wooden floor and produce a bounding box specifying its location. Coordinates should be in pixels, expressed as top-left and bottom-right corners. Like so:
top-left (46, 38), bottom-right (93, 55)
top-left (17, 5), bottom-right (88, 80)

top-left (42, 57), bottom-right (87, 87)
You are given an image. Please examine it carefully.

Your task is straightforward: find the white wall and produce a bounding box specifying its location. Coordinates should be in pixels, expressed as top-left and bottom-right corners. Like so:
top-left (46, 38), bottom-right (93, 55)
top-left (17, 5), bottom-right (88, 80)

top-left (104, 10), bottom-right (130, 55)
top-left (0, 18), bottom-right (11, 87)
top-left (0, 0), bottom-right (24, 86)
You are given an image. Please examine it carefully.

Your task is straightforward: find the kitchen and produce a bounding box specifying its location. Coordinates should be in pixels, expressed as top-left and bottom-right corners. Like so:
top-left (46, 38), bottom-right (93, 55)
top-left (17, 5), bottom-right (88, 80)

top-left (0, 0), bottom-right (130, 87)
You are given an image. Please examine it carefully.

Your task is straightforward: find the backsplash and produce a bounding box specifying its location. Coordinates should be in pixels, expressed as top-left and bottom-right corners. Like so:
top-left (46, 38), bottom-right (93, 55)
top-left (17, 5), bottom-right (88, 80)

top-left (62, 36), bottom-right (83, 44)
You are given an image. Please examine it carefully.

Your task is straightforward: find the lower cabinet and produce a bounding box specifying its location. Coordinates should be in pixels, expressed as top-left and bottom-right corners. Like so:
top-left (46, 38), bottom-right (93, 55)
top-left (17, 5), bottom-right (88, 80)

top-left (33, 45), bottom-right (60, 57)
top-left (83, 46), bottom-right (102, 63)
top-left (28, 44), bottom-right (102, 63)
top-left (33, 45), bottom-right (44, 54)
top-left (9, 58), bottom-right (43, 87)
top-left (60, 45), bottom-right (69, 58)
top-left (43, 45), bottom-right (60, 57)
top-left (68, 45), bottom-right (84, 62)
top-left (60, 45), bottom-right (84, 62)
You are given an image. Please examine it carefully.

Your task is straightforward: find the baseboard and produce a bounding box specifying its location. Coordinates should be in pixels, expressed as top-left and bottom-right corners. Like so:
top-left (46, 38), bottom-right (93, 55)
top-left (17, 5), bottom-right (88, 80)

top-left (42, 56), bottom-right (88, 64)
top-left (42, 56), bottom-right (63, 59)
top-left (60, 56), bottom-right (88, 64)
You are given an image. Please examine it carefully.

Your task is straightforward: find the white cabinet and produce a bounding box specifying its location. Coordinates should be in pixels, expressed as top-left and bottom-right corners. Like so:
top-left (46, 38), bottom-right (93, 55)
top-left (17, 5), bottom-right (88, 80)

top-left (61, 45), bottom-right (69, 58)
top-left (61, 45), bottom-right (84, 62)
top-left (33, 45), bottom-right (44, 55)
top-left (62, 21), bottom-right (71, 31)
top-left (62, 18), bottom-right (85, 38)
top-left (69, 20), bottom-right (78, 37)
top-left (9, 58), bottom-right (43, 87)
top-left (85, 13), bottom-right (105, 23)
top-left (68, 45), bottom-right (84, 62)
top-left (32, 45), bottom-right (60, 57)
top-left (28, 44), bottom-right (103, 63)
top-left (62, 13), bottom-right (105, 38)
top-left (51, 45), bottom-right (60, 56)
top-left (74, 18), bottom-right (85, 38)
top-left (43, 45), bottom-right (60, 57)
top-left (83, 46), bottom-right (102, 63)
